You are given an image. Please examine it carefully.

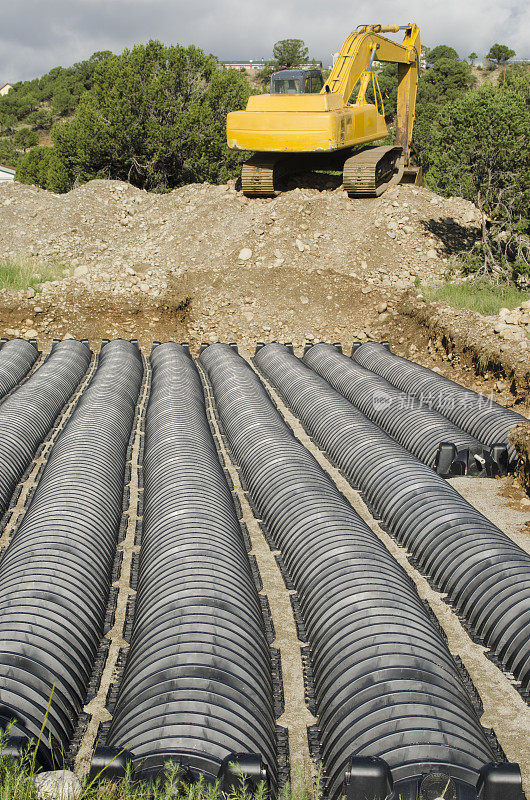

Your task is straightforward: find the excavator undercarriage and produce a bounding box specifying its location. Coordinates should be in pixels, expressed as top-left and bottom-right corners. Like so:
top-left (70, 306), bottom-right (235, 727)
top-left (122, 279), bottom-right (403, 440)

top-left (240, 145), bottom-right (421, 198)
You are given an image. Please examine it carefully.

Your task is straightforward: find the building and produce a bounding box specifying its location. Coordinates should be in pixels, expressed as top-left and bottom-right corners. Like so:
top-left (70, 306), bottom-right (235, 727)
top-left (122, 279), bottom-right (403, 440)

top-left (220, 60), bottom-right (268, 73)
top-left (0, 164), bottom-right (15, 182)
top-left (220, 60), bottom-right (323, 73)
top-left (0, 83), bottom-right (12, 96)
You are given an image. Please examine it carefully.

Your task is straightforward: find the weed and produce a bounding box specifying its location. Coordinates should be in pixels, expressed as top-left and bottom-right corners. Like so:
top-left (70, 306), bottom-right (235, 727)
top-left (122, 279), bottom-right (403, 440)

top-left (419, 280), bottom-right (530, 316)
top-left (0, 723), bottom-right (321, 800)
top-left (0, 256), bottom-right (65, 291)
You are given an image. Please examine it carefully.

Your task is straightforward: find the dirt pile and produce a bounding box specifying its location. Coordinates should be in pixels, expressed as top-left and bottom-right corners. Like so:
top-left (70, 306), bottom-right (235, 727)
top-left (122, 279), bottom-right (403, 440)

top-left (0, 177), bottom-right (481, 350)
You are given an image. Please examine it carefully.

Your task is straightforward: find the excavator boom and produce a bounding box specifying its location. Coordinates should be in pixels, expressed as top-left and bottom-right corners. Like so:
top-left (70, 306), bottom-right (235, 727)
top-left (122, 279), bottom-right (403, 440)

top-left (324, 24), bottom-right (420, 164)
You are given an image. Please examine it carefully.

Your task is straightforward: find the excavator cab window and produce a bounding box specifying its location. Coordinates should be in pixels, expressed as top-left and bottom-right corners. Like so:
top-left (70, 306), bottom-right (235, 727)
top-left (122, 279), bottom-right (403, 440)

top-left (270, 69), bottom-right (324, 95)
top-left (271, 74), bottom-right (302, 94)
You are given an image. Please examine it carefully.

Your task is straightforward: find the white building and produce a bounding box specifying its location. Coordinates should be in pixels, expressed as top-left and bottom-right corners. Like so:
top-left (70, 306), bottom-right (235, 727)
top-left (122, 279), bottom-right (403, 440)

top-left (0, 83), bottom-right (12, 96)
top-left (220, 60), bottom-right (268, 72)
top-left (0, 164), bottom-right (15, 182)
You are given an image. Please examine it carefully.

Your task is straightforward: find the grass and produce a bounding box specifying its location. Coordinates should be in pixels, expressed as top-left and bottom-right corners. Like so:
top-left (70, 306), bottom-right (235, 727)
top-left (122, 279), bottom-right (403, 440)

top-left (0, 723), bottom-right (322, 800)
top-left (420, 280), bottom-right (530, 316)
top-left (0, 255), bottom-right (66, 291)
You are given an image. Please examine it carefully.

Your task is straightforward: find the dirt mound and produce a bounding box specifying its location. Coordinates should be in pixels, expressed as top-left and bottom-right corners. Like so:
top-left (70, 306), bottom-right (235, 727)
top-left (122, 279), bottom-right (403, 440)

top-left (0, 177), bottom-right (481, 351)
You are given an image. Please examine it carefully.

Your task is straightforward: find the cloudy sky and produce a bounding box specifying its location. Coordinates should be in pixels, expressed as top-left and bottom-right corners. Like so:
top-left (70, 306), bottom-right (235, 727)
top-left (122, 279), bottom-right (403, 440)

top-left (1, 0), bottom-right (528, 83)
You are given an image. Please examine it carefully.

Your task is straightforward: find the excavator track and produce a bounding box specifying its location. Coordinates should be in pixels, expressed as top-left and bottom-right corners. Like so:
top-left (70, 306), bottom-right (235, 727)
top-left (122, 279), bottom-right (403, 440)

top-left (241, 155), bottom-right (291, 197)
top-left (241, 152), bottom-right (344, 197)
top-left (343, 145), bottom-right (405, 198)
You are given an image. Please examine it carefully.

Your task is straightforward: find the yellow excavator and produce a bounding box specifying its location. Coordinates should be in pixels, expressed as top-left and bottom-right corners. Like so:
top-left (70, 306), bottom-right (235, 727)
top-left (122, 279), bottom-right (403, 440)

top-left (226, 24), bottom-right (422, 197)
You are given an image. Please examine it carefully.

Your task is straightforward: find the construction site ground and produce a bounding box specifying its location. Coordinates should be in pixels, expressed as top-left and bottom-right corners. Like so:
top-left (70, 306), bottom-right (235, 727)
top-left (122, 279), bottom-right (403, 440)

top-left (0, 176), bottom-right (529, 790)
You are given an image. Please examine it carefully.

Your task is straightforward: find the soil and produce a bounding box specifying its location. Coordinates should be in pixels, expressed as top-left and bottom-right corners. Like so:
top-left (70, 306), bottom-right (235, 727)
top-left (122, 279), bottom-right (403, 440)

top-left (1, 176), bottom-right (527, 414)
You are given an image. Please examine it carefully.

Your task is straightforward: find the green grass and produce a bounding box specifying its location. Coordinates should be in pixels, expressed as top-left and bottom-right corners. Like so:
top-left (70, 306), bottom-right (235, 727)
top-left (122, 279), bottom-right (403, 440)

top-left (0, 723), bottom-right (321, 800)
top-left (420, 280), bottom-right (530, 316)
top-left (0, 255), bottom-right (66, 291)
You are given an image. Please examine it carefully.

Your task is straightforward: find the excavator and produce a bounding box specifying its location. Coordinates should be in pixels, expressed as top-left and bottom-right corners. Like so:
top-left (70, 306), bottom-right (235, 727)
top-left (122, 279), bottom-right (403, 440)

top-left (226, 24), bottom-right (422, 197)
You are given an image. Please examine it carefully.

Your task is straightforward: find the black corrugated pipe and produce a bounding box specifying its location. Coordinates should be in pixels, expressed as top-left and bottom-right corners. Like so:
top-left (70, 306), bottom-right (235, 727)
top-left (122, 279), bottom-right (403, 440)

top-left (254, 343), bottom-right (530, 702)
top-left (201, 343), bottom-right (523, 800)
top-left (352, 342), bottom-right (526, 465)
top-left (92, 343), bottom-right (277, 794)
top-left (0, 340), bottom-right (143, 766)
top-left (303, 343), bottom-right (505, 476)
top-left (0, 339), bottom-right (91, 516)
top-left (0, 339), bottom-right (38, 401)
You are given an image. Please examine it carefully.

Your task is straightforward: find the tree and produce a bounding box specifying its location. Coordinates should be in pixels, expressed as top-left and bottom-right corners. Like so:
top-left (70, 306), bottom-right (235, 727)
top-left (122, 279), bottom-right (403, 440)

top-left (272, 39), bottom-right (309, 69)
top-left (258, 39), bottom-right (310, 87)
top-left (426, 76), bottom-right (530, 281)
top-left (427, 45), bottom-right (460, 64)
top-left (27, 107), bottom-right (54, 130)
top-left (16, 146), bottom-right (71, 192)
top-left (88, 51), bottom-right (113, 64)
top-left (468, 52), bottom-right (478, 65)
top-left (0, 138), bottom-right (19, 168)
top-left (487, 43), bottom-right (515, 65)
top-left (46, 41), bottom-right (254, 192)
top-left (413, 57), bottom-right (474, 160)
top-left (13, 127), bottom-right (38, 150)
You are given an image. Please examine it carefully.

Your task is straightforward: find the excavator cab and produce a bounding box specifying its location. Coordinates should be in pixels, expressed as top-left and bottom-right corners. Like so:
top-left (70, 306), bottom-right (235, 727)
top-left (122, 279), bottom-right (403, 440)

top-left (270, 69), bottom-right (324, 95)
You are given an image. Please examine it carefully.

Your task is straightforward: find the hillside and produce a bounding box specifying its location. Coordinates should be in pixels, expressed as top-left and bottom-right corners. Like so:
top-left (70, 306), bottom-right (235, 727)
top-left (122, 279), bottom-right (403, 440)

top-left (0, 51), bottom-right (111, 167)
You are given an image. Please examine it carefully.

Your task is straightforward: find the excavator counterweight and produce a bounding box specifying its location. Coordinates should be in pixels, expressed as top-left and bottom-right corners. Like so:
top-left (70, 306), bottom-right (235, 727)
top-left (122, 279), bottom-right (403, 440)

top-left (226, 23), bottom-right (422, 197)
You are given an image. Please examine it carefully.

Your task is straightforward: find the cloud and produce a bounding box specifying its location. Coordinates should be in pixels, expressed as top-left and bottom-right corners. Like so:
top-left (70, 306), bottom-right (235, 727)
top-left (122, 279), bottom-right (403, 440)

top-left (0, 0), bottom-right (528, 82)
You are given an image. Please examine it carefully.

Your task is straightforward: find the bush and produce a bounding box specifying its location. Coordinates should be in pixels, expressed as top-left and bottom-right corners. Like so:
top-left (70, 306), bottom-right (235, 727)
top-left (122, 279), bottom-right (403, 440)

top-left (425, 75), bottom-right (530, 282)
top-left (47, 41), bottom-right (254, 192)
top-left (15, 146), bottom-right (70, 192)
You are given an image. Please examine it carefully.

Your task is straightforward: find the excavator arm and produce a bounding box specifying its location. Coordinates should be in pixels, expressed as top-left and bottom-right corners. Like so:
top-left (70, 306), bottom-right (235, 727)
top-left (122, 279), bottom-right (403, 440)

top-left (324, 24), bottom-right (421, 166)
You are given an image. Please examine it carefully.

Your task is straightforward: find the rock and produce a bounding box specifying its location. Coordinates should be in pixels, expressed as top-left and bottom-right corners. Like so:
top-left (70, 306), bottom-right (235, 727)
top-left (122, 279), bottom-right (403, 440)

top-left (300, 296), bottom-right (309, 305)
top-left (493, 322), bottom-right (508, 334)
top-left (64, 333), bottom-right (75, 340)
top-left (138, 282), bottom-right (150, 292)
top-left (73, 265), bottom-right (88, 278)
top-left (238, 248), bottom-right (252, 261)
top-left (500, 327), bottom-right (525, 341)
top-left (242, 311), bottom-right (254, 323)
top-left (426, 249), bottom-right (438, 260)
top-left (376, 302), bottom-right (388, 313)
top-left (378, 312), bottom-right (390, 323)
top-left (27, 287), bottom-right (36, 299)
top-left (462, 209), bottom-right (477, 224)
top-left (24, 329), bottom-right (38, 338)
top-left (34, 770), bottom-right (82, 800)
